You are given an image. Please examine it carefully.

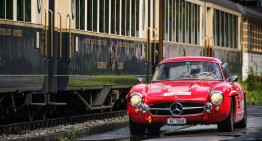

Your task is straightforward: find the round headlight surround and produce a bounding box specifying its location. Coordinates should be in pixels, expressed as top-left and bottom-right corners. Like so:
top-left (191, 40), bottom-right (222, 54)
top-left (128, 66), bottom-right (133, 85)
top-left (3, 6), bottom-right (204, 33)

top-left (210, 91), bottom-right (224, 106)
top-left (130, 93), bottom-right (143, 108)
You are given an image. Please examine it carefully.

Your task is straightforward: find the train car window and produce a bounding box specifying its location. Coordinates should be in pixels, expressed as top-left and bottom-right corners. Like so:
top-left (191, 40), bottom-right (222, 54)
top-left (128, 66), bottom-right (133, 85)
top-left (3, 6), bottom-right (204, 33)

top-left (6, 0), bottom-right (12, 19)
top-left (195, 4), bottom-right (198, 44)
top-left (163, 0), bottom-right (200, 45)
top-left (111, 0), bottom-right (115, 34)
top-left (228, 14), bottom-right (232, 47)
top-left (76, 0), bottom-right (85, 30)
top-left (17, 0), bottom-right (23, 21)
top-left (185, 1), bottom-right (188, 43)
top-left (116, 0), bottom-right (120, 34)
top-left (173, 0), bottom-right (176, 42)
top-left (181, 0), bottom-right (185, 43)
top-left (17, 0), bottom-right (31, 22)
top-left (168, 0), bottom-right (172, 42)
top-left (234, 16), bottom-right (238, 48)
top-left (93, 0), bottom-right (97, 32)
top-left (142, 0), bottom-right (145, 33)
top-left (25, 0), bottom-right (31, 22)
top-left (188, 3), bottom-right (191, 44)
top-left (176, 0), bottom-right (179, 42)
top-left (213, 9), bottom-right (239, 49)
top-left (121, 0), bottom-right (124, 35)
top-left (0, 0), bottom-right (13, 20)
top-left (121, 0), bottom-right (126, 35)
top-left (131, 0), bottom-right (135, 36)
top-left (163, 0), bottom-right (167, 41)
top-left (135, 0), bottom-right (139, 37)
top-left (0, 0), bottom-right (5, 19)
top-left (99, 0), bottom-right (104, 33)
top-left (126, 0), bottom-right (130, 36)
top-left (105, 0), bottom-right (109, 33)
top-left (87, 0), bottom-right (92, 31)
top-left (225, 13), bottom-right (228, 47)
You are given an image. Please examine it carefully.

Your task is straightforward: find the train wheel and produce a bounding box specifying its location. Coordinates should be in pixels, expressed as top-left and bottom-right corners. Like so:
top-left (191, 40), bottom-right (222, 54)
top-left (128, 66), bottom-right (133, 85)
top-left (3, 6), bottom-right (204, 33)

top-left (25, 107), bottom-right (35, 121)
top-left (41, 107), bottom-right (48, 120)
top-left (0, 105), bottom-right (6, 120)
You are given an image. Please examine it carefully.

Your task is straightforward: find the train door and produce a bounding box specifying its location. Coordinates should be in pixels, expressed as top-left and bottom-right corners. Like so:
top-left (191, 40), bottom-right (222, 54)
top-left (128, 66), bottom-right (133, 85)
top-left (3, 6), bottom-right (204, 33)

top-left (47, 0), bottom-right (71, 93)
top-left (42, 0), bottom-right (70, 93)
top-left (41, 0), bottom-right (58, 94)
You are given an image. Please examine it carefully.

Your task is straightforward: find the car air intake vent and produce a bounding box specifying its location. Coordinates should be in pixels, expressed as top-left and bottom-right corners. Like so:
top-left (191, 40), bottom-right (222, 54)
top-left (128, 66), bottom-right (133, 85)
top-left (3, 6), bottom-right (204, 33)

top-left (150, 102), bottom-right (205, 116)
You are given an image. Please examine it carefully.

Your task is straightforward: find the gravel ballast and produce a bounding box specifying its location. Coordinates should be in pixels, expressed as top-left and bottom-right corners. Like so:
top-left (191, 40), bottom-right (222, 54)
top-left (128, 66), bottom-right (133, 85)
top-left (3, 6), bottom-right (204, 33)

top-left (0, 116), bottom-right (129, 141)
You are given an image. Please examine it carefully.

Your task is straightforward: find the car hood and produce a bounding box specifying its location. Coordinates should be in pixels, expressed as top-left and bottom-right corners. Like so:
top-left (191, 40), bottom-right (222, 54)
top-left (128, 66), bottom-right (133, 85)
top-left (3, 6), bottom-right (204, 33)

top-left (148, 80), bottom-right (222, 98)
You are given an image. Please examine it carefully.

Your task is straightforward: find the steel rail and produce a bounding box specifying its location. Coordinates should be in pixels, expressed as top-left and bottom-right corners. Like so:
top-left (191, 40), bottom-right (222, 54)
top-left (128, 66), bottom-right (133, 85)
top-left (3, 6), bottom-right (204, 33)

top-left (0, 110), bottom-right (127, 135)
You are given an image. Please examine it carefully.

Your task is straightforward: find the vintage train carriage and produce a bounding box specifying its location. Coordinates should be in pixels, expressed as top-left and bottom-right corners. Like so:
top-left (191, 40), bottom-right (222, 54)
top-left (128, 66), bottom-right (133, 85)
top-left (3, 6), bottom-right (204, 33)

top-left (0, 0), bottom-right (148, 120)
top-left (156, 0), bottom-right (243, 76)
top-left (239, 6), bottom-right (262, 80)
top-left (0, 0), bottom-right (262, 121)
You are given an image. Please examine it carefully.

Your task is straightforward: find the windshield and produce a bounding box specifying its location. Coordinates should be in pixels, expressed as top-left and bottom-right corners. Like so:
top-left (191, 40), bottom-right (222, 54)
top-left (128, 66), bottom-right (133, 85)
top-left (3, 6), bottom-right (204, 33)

top-left (152, 61), bottom-right (223, 81)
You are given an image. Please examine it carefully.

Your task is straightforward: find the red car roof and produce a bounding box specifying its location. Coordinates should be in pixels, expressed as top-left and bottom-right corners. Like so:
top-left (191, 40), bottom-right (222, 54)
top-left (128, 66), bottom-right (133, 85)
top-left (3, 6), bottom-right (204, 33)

top-left (160, 56), bottom-right (222, 64)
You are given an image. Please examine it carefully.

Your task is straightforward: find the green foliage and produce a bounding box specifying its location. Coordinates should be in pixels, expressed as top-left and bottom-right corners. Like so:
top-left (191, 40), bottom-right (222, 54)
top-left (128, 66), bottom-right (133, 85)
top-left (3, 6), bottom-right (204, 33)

top-left (241, 67), bottom-right (262, 106)
top-left (68, 76), bottom-right (139, 86)
top-left (59, 127), bottom-right (76, 141)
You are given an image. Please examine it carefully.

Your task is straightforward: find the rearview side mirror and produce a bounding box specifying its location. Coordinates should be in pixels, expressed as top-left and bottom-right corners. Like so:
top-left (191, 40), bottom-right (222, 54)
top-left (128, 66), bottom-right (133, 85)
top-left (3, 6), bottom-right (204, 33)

top-left (232, 75), bottom-right (238, 82)
top-left (137, 77), bottom-right (143, 84)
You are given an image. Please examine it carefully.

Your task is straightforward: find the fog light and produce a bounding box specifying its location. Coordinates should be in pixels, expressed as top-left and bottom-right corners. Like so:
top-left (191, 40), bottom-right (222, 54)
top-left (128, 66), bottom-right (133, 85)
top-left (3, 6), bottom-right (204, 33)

top-left (148, 116), bottom-right (152, 123)
top-left (134, 108), bottom-right (140, 114)
top-left (215, 106), bottom-right (220, 112)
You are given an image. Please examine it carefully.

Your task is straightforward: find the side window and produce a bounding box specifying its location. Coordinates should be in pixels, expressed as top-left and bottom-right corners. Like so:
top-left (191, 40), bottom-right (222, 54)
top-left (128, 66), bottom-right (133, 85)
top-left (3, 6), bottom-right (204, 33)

top-left (222, 63), bottom-right (231, 79)
top-left (0, 0), bottom-right (13, 20)
top-left (17, 0), bottom-right (31, 22)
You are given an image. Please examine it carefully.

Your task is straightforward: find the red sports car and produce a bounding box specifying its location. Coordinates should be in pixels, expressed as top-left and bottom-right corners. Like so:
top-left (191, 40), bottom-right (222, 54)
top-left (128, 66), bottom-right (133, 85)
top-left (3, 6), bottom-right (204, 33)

top-left (126, 57), bottom-right (247, 135)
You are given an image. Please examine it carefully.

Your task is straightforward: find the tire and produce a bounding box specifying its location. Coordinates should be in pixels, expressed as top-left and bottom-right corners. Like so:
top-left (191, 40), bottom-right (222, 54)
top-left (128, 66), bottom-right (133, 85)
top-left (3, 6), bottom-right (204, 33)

top-left (234, 95), bottom-right (247, 128)
top-left (217, 100), bottom-right (234, 132)
top-left (129, 119), bottom-right (162, 135)
top-left (129, 119), bottom-right (146, 135)
top-left (147, 124), bottom-right (162, 135)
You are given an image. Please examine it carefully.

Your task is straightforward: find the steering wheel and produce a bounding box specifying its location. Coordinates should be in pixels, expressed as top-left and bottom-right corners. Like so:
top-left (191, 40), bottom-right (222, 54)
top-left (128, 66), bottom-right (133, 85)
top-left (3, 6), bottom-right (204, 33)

top-left (195, 72), bottom-right (217, 79)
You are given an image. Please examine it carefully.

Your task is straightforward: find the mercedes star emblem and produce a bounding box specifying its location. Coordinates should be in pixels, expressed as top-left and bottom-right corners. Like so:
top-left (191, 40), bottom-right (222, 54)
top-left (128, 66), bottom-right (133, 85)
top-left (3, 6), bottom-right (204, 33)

top-left (170, 102), bottom-right (183, 115)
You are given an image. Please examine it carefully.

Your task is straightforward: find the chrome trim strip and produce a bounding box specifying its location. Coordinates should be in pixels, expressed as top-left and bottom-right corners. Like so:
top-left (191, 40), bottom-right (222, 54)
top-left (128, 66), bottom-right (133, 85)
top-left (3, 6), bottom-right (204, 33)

top-left (150, 113), bottom-right (204, 117)
top-left (149, 106), bottom-right (204, 110)
top-left (237, 111), bottom-right (245, 115)
top-left (183, 106), bottom-right (204, 110)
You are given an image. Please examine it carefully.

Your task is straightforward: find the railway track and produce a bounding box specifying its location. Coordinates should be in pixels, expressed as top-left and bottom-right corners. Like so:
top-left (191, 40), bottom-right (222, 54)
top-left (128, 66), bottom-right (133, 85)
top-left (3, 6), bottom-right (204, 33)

top-left (0, 110), bottom-right (127, 135)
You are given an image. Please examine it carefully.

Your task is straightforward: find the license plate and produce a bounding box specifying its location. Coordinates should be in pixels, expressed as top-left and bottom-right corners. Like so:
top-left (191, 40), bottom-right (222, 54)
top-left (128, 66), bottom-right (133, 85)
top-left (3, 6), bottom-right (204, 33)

top-left (167, 118), bottom-right (186, 125)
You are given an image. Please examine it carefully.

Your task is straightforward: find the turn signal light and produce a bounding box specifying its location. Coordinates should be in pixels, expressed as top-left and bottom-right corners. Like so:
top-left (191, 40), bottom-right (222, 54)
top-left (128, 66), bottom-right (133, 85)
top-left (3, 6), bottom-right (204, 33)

top-left (215, 106), bottom-right (220, 112)
top-left (148, 116), bottom-right (152, 123)
top-left (134, 108), bottom-right (140, 114)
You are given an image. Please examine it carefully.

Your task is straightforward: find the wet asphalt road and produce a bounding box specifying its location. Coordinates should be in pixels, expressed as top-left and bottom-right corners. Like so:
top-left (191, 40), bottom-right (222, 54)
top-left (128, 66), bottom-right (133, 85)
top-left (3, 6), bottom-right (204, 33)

top-left (77, 106), bottom-right (262, 141)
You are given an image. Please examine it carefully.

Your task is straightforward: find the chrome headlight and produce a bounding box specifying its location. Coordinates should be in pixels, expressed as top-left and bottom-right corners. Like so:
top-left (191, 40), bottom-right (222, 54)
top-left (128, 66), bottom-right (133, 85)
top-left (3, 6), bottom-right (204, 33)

top-left (130, 93), bottom-right (143, 108)
top-left (210, 91), bottom-right (224, 106)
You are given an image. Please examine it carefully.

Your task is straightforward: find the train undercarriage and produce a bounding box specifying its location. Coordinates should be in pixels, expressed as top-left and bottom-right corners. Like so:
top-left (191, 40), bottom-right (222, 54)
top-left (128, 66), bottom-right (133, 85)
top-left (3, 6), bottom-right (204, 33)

top-left (0, 85), bottom-right (130, 123)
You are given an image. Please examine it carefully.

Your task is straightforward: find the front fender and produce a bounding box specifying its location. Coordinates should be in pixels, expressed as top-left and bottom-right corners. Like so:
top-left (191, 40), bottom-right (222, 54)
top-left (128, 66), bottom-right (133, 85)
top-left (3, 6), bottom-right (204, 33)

top-left (228, 90), bottom-right (238, 97)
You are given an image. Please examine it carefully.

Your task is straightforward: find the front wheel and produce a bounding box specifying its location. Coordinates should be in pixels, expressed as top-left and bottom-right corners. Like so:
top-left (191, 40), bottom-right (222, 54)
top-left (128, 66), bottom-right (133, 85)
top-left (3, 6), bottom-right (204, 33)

top-left (217, 100), bottom-right (234, 132)
top-left (129, 119), bottom-right (162, 135)
top-left (129, 119), bottom-right (146, 135)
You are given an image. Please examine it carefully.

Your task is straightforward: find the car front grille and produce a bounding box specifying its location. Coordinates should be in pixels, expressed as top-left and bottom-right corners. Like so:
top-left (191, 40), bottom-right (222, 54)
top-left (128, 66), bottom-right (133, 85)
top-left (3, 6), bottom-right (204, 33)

top-left (150, 102), bottom-right (205, 116)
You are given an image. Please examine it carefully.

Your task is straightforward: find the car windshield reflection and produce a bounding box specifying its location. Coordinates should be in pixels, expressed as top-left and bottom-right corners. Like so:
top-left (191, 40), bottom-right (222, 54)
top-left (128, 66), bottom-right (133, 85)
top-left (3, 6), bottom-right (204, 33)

top-left (152, 61), bottom-right (223, 81)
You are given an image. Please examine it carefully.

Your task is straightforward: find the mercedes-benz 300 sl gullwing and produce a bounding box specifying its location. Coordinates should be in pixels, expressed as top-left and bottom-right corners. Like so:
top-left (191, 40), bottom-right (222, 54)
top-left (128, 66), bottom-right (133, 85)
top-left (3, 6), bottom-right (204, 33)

top-left (126, 57), bottom-right (247, 135)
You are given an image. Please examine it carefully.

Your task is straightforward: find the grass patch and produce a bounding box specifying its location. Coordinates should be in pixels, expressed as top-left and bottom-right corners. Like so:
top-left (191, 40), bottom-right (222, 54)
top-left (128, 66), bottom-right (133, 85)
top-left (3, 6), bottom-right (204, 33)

top-left (240, 67), bottom-right (262, 106)
top-left (68, 76), bottom-right (140, 86)
top-left (241, 81), bottom-right (262, 106)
